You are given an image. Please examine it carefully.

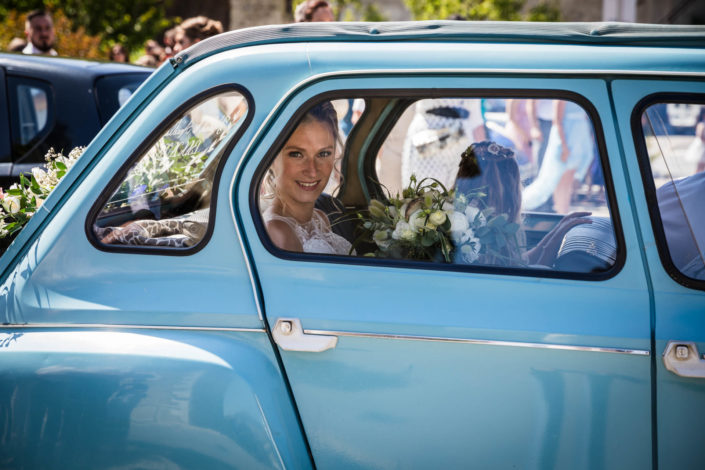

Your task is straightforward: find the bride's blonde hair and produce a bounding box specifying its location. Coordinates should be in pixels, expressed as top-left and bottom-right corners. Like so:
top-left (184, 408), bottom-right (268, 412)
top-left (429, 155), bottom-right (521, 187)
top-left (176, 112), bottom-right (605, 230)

top-left (260, 101), bottom-right (342, 210)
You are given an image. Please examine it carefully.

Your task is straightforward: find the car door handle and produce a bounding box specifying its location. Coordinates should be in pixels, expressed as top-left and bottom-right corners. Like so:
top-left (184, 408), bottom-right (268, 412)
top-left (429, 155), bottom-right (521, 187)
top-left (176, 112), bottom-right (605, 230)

top-left (272, 318), bottom-right (338, 352)
top-left (663, 341), bottom-right (705, 378)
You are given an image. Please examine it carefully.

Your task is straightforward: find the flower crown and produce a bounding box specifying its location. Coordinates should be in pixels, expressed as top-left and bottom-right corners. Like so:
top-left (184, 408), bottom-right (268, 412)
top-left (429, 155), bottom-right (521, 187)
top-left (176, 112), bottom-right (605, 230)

top-left (460, 141), bottom-right (515, 178)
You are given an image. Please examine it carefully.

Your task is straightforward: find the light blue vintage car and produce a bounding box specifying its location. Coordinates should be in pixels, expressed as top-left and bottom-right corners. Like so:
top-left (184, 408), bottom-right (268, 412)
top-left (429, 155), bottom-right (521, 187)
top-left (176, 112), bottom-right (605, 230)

top-left (1, 21), bottom-right (705, 469)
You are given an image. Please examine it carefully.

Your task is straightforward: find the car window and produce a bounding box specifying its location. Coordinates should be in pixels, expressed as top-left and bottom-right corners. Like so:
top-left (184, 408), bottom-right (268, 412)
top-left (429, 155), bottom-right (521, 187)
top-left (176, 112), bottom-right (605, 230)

top-left (640, 100), bottom-right (705, 283)
top-left (7, 77), bottom-right (52, 151)
top-left (256, 95), bottom-right (617, 275)
top-left (91, 89), bottom-right (249, 250)
top-left (95, 73), bottom-right (151, 124)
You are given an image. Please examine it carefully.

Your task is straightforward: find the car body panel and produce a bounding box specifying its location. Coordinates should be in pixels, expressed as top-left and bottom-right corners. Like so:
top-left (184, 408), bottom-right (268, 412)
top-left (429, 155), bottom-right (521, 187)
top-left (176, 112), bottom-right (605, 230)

top-left (235, 73), bottom-right (653, 468)
top-left (611, 78), bottom-right (705, 469)
top-left (0, 327), bottom-right (309, 469)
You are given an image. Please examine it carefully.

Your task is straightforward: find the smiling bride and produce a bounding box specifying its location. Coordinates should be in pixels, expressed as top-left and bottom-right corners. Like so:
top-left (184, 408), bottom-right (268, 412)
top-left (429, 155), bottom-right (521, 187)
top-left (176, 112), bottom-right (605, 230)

top-left (261, 101), bottom-right (353, 255)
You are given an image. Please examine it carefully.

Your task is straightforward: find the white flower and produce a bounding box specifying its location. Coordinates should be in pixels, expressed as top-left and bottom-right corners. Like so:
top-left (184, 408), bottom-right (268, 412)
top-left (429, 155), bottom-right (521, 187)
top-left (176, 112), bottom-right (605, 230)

top-left (32, 167), bottom-right (49, 187)
top-left (429, 210), bottom-right (447, 226)
top-left (392, 221), bottom-right (416, 241)
top-left (2, 196), bottom-right (21, 214)
top-left (408, 210), bottom-right (426, 229)
top-left (465, 205), bottom-right (485, 225)
top-left (35, 197), bottom-right (44, 209)
top-left (448, 211), bottom-right (469, 241)
top-left (459, 239), bottom-right (481, 263)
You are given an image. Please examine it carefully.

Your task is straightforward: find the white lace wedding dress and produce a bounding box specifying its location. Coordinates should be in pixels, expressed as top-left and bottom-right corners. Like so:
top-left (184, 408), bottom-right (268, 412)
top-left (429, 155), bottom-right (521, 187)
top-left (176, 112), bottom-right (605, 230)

top-left (264, 209), bottom-right (353, 255)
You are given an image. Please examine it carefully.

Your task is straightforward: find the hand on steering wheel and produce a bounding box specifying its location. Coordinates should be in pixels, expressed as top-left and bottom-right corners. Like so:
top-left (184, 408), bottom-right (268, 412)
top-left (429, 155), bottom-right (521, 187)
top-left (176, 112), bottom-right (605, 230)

top-left (528, 211), bottom-right (592, 266)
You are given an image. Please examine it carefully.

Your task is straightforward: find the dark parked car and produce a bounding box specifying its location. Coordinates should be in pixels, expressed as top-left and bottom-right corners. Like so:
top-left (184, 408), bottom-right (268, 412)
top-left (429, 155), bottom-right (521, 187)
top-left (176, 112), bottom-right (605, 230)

top-left (0, 53), bottom-right (151, 187)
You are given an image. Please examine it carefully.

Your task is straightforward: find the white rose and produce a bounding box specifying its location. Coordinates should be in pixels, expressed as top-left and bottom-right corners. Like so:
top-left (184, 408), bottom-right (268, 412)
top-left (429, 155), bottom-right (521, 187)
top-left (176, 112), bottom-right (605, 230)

top-left (429, 210), bottom-right (447, 226)
top-left (2, 196), bottom-right (21, 214)
top-left (32, 167), bottom-right (48, 187)
top-left (408, 210), bottom-right (426, 229)
top-left (448, 211), bottom-right (469, 242)
top-left (392, 220), bottom-right (417, 242)
top-left (400, 228), bottom-right (417, 241)
top-left (392, 221), bottom-right (412, 240)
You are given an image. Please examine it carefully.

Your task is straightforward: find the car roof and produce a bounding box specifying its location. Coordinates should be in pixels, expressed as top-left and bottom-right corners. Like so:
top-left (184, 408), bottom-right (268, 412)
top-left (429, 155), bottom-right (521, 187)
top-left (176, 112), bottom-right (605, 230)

top-left (173, 20), bottom-right (705, 68)
top-left (0, 52), bottom-right (152, 78)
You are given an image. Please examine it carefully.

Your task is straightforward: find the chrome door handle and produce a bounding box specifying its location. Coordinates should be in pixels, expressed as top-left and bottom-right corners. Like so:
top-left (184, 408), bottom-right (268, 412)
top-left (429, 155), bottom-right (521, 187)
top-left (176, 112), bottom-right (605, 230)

top-left (663, 341), bottom-right (705, 378)
top-left (272, 318), bottom-right (338, 352)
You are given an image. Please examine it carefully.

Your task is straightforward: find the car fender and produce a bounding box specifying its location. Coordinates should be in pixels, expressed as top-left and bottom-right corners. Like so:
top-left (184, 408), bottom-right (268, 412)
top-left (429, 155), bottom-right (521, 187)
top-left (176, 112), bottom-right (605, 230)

top-left (0, 328), bottom-right (310, 469)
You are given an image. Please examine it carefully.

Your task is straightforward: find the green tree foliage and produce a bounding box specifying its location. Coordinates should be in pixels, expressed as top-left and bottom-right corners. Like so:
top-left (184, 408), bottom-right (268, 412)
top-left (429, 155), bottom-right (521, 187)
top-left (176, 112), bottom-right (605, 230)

top-left (0, 0), bottom-right (173, 53)
top-left (404, 0), bottom-right (560, 21)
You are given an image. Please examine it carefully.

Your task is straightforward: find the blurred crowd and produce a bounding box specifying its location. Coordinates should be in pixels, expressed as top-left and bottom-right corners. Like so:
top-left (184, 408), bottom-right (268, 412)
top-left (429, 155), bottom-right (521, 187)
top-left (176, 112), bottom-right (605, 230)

top-left (3, 1), bottom-right (334, 66)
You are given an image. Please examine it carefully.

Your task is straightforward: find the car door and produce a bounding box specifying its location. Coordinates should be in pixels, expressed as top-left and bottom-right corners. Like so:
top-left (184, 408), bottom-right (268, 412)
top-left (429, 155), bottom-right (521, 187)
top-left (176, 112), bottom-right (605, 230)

top-left (612, 79), bottom-right (705, 469)
top-left (237, 74), bottom-right (653, 469)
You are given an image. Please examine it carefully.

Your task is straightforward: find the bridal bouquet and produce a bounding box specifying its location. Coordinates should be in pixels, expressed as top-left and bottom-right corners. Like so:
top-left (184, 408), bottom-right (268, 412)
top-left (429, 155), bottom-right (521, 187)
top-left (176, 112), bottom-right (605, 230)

top-left (358, 175), bottom-right (520, 264)
top-left (0, 147), bottom-right (83, 244)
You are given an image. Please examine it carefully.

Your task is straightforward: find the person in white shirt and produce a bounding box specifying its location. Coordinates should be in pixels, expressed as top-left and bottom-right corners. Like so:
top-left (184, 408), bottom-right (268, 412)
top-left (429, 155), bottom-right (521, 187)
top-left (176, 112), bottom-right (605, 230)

top-left (22, 10), bottom-right (58, 56)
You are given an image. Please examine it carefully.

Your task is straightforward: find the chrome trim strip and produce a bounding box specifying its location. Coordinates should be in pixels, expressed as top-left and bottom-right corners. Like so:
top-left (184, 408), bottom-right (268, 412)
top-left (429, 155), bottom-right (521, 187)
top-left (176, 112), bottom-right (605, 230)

top-left (304, 329), bottom-right (651, 356)
top-left (1, 323), bottom-right (266, 333)
top-left (289, 68), bottom-right (705, 81)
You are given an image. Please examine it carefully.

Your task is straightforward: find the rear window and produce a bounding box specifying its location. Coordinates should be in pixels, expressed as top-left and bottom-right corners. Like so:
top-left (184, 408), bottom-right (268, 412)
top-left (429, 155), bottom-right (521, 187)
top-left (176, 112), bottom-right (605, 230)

top-left (95, 73), bottom-right (150, 124)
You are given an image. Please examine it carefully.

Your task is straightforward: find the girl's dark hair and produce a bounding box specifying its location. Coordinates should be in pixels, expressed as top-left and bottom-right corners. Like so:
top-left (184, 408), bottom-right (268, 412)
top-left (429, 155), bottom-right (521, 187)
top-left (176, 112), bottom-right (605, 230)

top-left (455, 141), bottom-right (522, 224)
top-left (180, 16), bottom-right (223, 42)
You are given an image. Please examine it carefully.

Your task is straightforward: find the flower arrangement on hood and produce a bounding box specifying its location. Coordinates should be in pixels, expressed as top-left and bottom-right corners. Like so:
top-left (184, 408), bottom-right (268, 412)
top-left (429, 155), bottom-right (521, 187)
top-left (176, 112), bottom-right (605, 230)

top-left (357, 174), bottom-right (521, 264)
top-left (0, 147), bottom-right (83, 243)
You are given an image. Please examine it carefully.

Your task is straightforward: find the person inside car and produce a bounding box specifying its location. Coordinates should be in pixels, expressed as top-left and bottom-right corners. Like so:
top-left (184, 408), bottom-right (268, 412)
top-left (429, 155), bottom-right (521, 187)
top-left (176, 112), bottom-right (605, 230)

top-left (261, 101), bottom-right (352, 255)
top-left (454, 141), bottom-right (592, 267)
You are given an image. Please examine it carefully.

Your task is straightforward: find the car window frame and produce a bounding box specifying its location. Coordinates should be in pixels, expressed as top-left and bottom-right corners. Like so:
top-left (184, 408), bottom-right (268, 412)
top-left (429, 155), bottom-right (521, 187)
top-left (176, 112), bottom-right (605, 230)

top-left (249, 86), bottom-right (626, 282)
top-left (85, 83), bottom-right (255, 256)
top-left (632, 91), bottom-right (705, 291)
top-left (6, 75), bottom-right (55, 161)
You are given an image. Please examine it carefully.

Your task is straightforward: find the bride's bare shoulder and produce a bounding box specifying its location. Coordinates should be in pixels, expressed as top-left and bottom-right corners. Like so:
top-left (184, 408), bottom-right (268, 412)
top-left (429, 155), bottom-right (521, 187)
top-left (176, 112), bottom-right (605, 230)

top-left (265, 217), bottom-right (303, 252)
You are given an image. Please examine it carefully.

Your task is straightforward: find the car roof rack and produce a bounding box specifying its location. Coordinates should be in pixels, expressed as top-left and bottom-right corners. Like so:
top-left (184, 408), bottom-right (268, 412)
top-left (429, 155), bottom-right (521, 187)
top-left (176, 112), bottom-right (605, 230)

top-left (172, 20), bottom-right (705, 69)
